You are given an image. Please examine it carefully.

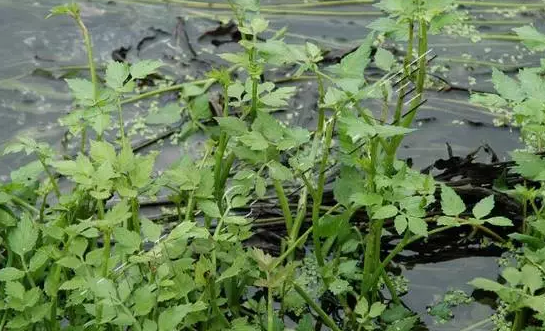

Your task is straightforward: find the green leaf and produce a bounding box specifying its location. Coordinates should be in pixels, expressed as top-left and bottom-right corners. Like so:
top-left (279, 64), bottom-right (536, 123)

top-left (369, 302), bottom-right (386, 318)
top-left (10, 160), bottom-right (43, 187)
top-left (216, 256), bottom-right (246, 283)
top-left (523, 295), bottom-right (545, 314)
top-left (240, 131), bottom-right (269, 150)
top-left (114, 228), bottom-right (141, 254)
top-left (5, 281), bottom-right (25, 299)
top-left (513, 26), bottom-right (545, 51)
top-left (374, 124), bottom-right (415, 138)
top-left (130, 60), bottom-right (163, 79)
top-left (59, 276), bottom-right (87, 290)
top-left (468, 278), bottom-right (505, 292)
top-left (223, 215), bottom-right (249, 225)
top-left (189, 94), bottom-right (211, 120)
top-left (394, 215), bottom-right (407, 234)
top-left (198, 200), bottom-right (222, 218)
top-left (354, 296), bottom-right (369, 317)
top-left (255, 176), bottom-right (266, 198)
top-left (295, 314), bottom-right (313, 331)
top-left (385, 316), bottom-right (418, 331)
top-left (0, 267), bottom-right (25, 282)
top-left (90, 112), bottom-right (111, 136)
top-left (29, 249), bottom-right (49, 272)
top-left (106, 61), bottom-right (130, 90)
top-left (146, 103), bottom-right (182, 125)
top-left (0, 207), bottom-right (16, 227)
top-left (143, 320), bottom-right (158, 331)
top-left (367, 17), bottom-right (408, 41)
top-left (440, 185), bottom-right (465, 216)
top-left (90, 140), bottom-right (117, 165)
top-left (485, 216), bottom-right (513, 227)
top-left (521, 265), bottom-right (542, 294)
top-left (65, 78), bottom-right (95, 104)
top-left (56, 256), bottom-right (82, 269)
top-left (350, 193), bottom-right (383, 207)
top-left (134, 286), bottom-right (155, 316)
top-left (408, 216), bottom-right (428, 237)
top-left (329, 278), bottom-right (352, 295)
top-left (491, 67), bottom-right (524, 102)
top-left (268, 161), bottom-right (293, 181)
top-left (472, 195), bottom-right (494, 220)
top-left (372, 205), bottom-right (398, 219)
top-left (142, 217), bottom-right (163, 242)
top-left (5, 315), bottom-right (29, 329)
top-left (250, 17), bottom-right (268, 34)
top-left (46, 3), bottom-right (78, 18)
top-left (8, 214), bottom-right (38, 257)
top-left (470, 93), bottom-right (507, 109)
top-left (328, 33), bottom-right (374, 79)
top-left (501, 267), bottom-right (521, 286)
top-left (510, 151), bottom-right (545, 180)
top-left (102, 200), bottom-right (132, 228)
top-left (260, 86), bottom-right (296, 107)
top-left (69, 236), bottom-right (88, 258)
top-left (158, 304), bottom-right (193, 331)
top-left (375, 48), bottom-right (395, 71)
top-left (215, 117), bottom-right (248, 136)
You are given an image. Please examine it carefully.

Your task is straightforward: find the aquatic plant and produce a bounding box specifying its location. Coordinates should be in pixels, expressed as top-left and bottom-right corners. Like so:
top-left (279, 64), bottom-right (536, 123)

top-left (0, 1), bottom-right (532, 331)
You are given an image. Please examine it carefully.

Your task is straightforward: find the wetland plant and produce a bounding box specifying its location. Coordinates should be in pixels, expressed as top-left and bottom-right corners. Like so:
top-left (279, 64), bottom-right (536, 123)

top-left (469, 24), bottom-right (545, 331)
top-left (0, 1), bottom-right (535, 331)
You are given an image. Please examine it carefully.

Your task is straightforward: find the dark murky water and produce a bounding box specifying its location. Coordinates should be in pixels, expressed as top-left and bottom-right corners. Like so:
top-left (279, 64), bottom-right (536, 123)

top-left (2, 0), bottom-right (543, 329)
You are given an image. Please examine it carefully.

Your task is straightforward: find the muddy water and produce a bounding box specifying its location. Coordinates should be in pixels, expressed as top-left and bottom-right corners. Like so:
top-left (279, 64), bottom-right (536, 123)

top-left (1, 0), bottom-right (543, 329)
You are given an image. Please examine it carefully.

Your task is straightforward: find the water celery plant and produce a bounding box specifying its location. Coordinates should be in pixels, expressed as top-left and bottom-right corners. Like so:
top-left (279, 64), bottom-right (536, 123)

top-left (468, 24), bottom-right (545, 331)
top-left (0, 0), bottom-right (525, 330)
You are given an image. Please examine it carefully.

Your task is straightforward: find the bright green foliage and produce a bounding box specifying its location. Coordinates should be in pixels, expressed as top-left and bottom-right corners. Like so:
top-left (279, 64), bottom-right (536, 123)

top-left (0, 0), bottom-right (531, 330)
top-left (513, 26), bottom-right (545, 51)
top-left (428, 289), bottom-right (472, 323)
top-left (471, 26), bottom-right (545, 152)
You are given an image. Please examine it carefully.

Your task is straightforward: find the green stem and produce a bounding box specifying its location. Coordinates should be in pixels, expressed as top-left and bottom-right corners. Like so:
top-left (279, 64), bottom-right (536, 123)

top-left (366, 223), bottom-right (466, 293)
top-left (0, 311), bottom-right (7, 331)
top-left (95, 199), bottom-right (108, 324)
top-left (273, 180), bottom-right (293, 233)
top-left (117, 97), bottom-right (126, 145)
top-left (75, 16), bottom-right (97, 101)
top-left (130, 198), bottom-right (140, 235)
top-left (74, 12), bottom-right (98, 147)
top-left (381, 269), bottom-right (400, 304)
top-left (9, 194), bottom-right (40, 214)
top-left (21, 258), bottom-right (36, 287)
top-left (213, 75), bottom-right (231, 213)
top-left (393, 20), bottom-right (414, 125)
top-left (292, 282), bottom-right (342, 331)
top-left (387, 18), bottom-right (428, 165)
top-left (267, 274), bottom-right (274, 331)
top-left (402, 18), bottom-right (427, 128)
top-left (311, 117), bottom-right (335, 267)
top-left (219, 152), bottom-right (236, 194)
top-left (273, 203), bottom-right (341, 270)
top-left (48, 265), bottom-right (61, 331)
top-left (214, 134), bottom-right (228, 211)
top-left (512, 308), bottom-right (526, 331)
top-left (287, 187), bottom-right (309, 260)
top-left (39, 157), bottom-right (61, 198)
